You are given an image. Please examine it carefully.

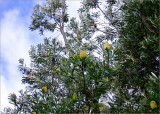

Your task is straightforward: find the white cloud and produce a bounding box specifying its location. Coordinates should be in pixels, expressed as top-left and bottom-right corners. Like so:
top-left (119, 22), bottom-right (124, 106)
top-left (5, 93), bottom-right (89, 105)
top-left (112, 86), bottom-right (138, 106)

top-left (0, 9), bottom-right (35, 111)
top-left (67, 1), bottom-right (81, 19)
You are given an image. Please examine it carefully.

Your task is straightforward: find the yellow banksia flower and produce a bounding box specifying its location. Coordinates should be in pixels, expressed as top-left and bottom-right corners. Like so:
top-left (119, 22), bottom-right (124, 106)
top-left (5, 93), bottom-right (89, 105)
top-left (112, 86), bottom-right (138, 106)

top-left (150, 100), bottom-right (157, 109)
top-left (77, 33), bottom-right (81, 40)
top-left (80, 51), bottom-right (87, 59)
top-left (42, 86), bottom-right (48, 93)
top-left (98, 103), bottom-right (107, 112)
top-left (45, 52), bottom-right (49, 57)
top-left (72, 92), bottom-right (78, 100)
top-left (73, 54), bottom-right (77, 59)
top-left (84, 105), bottom-right (89, 112)
top-left (56, 68), bottom-right (60, 72)
top-left (31, 112), bottom-right (36, 114)
top-left (74, 84), bottom-right (77, 88)
top-left (103, 42), bottom-right (110, 50)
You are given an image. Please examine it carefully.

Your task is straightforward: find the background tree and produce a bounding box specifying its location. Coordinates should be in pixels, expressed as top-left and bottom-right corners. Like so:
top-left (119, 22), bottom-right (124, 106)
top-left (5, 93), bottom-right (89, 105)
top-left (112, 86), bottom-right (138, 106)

top-left (109, 0), bottom-right (159, 113)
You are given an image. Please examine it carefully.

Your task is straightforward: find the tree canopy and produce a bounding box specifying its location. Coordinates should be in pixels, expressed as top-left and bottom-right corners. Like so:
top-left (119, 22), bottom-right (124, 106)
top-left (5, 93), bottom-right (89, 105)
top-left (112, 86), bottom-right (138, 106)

top-left (2, 0), bottom-right (159, 113)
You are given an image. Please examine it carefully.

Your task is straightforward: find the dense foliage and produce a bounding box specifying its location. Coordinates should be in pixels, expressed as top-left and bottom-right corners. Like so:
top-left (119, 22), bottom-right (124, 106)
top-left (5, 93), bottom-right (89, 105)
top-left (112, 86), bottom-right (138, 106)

top-left (2, 0), bottom-right (159, 113)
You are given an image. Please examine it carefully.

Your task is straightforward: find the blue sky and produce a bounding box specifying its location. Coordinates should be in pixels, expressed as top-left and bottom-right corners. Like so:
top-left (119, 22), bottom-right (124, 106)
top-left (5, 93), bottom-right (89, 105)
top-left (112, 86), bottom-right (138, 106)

top-left (0, 0), bottom-right (81, 111)
top-left (0, 0), bottom-right (42, 110)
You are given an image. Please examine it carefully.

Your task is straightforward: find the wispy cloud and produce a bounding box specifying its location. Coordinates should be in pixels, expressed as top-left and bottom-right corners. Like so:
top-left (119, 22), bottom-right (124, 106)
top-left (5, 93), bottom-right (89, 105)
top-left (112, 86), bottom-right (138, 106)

top-left (0, 8), bottom-right (41, 110)
top-left (1, 9), bottom-right (29, 110)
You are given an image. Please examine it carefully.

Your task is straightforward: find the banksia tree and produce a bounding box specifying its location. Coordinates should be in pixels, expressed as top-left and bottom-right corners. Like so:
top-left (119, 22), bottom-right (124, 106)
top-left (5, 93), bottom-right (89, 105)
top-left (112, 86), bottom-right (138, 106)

top-left (2, 0), bottom-right (159, 113)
